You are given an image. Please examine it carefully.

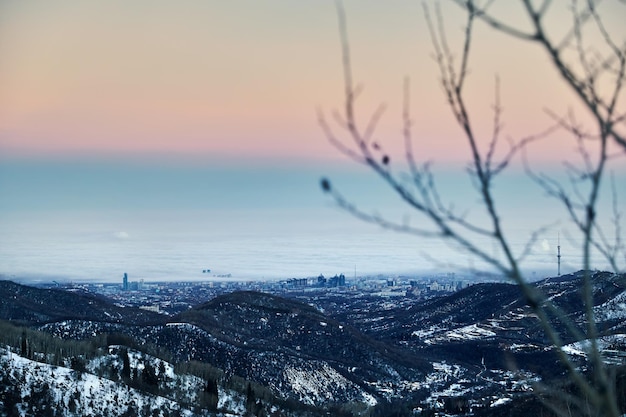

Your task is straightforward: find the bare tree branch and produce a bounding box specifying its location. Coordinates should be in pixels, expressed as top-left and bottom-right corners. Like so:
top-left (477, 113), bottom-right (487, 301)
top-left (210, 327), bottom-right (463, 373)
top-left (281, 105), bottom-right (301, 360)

top-left (321, 2), bottom-right (624, 415)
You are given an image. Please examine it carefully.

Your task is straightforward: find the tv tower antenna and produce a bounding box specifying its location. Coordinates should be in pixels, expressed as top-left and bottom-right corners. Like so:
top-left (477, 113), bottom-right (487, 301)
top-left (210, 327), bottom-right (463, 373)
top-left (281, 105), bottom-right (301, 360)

top-left (557, 233), bottom-right (561, 277)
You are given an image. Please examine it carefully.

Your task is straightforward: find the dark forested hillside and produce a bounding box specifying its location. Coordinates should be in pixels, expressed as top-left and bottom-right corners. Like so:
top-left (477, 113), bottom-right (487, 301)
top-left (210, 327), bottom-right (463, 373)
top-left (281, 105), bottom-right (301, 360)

top-left (1, 272), bottom-right (625, 416)
top-left (0, 280), bottom-right (164, 326)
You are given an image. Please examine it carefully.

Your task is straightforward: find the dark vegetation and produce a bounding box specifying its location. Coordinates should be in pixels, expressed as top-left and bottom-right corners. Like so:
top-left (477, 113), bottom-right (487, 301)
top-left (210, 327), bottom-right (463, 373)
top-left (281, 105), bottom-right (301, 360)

top-left (0, 318), bottom-right (329, 416)
top-left (179, 290), bottom-right (431, 374)
top-left (1, 275), bottom-right (625, 416)
top-left (0, 280), bottom-right (164, 327)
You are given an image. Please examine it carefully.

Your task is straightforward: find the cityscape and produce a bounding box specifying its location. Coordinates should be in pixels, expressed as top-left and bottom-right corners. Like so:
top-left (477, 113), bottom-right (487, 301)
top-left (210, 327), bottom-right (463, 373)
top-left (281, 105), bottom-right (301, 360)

top-left (37, 273), bottom-right (472, 315)
top-left (39, 272), bottom-right (476, 316)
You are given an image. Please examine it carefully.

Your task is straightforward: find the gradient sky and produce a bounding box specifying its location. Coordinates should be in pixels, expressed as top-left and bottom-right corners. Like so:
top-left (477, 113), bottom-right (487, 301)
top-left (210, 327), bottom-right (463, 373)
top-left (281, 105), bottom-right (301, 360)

top-left (2, 0), bottom-right (624, 162)
top-left (0, 1), bottom-right (624, 281)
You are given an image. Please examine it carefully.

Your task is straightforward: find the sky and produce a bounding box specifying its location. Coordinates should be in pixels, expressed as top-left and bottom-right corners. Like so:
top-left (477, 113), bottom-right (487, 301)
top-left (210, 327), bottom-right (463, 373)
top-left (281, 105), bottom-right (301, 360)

top-left (0, 1), bottom-right (624, 282)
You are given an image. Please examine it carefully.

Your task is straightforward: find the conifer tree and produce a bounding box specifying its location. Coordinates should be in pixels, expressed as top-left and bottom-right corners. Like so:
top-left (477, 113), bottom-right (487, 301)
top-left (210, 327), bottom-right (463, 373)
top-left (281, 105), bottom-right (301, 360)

top-left (121, 349), bottom-right (131, 380)
top-left (20, 331), bottom-right (27, 357)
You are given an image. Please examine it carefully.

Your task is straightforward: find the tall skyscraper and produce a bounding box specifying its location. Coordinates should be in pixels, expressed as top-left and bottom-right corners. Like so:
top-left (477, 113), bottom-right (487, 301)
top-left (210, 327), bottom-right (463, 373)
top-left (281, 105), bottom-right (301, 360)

top-left (123, 273), bottom-right (128, 291)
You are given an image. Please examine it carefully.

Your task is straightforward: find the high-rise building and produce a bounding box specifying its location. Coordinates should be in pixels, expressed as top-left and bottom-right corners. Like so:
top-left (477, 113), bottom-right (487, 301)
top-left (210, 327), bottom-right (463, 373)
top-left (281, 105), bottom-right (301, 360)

top-left (123, 273), bottom-right (128, 291)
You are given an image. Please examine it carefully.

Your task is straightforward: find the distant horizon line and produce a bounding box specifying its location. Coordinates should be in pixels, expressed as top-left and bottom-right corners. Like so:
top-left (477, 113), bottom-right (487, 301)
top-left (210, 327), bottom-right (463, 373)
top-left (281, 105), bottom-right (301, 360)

top-left (0, 267), bottom-right (567, 286)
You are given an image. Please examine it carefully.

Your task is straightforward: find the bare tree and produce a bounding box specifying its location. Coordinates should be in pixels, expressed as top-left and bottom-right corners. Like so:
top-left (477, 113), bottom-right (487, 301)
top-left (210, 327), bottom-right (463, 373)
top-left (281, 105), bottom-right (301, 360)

top-left (319, 1), bottom-right (625, 416)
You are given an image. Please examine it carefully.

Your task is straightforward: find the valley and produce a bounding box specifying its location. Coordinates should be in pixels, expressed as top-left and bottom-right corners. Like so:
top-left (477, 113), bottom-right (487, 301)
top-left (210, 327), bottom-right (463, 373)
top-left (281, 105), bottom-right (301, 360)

top-left (1, 271), bottom-right (625, 416)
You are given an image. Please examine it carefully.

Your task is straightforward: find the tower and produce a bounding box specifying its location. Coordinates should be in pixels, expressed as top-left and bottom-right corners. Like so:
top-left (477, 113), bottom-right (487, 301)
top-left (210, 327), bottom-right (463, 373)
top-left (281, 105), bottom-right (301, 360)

top-left (557, 234), bottom-right (561, 277)
top-left (123, 273), bottom-right (128, 291)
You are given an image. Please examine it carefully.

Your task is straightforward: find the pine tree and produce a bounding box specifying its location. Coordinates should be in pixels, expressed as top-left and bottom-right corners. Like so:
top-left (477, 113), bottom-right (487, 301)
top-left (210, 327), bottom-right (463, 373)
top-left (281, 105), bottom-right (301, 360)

top-left (204, 378), bottom-right (219, 410)
top-left (246, 382), bottom-right (255, 415)
top-left (158, 360), bottom-right (166, 381)
top-left (20, 331), bottom-right (27, 357)
top-left (142, 362), bottom-right (159, 387)
top-left (121, 349), bottom-right (131, 380)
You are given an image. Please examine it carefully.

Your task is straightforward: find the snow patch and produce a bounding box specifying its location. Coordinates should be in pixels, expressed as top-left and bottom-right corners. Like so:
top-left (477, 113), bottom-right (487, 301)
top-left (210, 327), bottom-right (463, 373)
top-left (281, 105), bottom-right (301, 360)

top-left (282, 362), bottom-right (376, 407)
top-left (491, 397), bottom-right (512, 407)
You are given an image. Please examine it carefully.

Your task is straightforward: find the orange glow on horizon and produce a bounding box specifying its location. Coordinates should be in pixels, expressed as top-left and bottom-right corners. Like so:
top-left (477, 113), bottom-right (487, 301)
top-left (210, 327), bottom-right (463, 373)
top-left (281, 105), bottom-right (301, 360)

top-left (1, 1), bottom-right (624, 168)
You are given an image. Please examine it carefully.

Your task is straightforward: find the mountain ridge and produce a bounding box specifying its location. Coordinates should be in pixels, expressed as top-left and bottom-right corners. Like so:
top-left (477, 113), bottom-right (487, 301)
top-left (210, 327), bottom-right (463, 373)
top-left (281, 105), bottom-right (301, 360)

top-left (0, 280), bottom-right (164, 326)
top-left (1, 271), bottom-right (625, 415)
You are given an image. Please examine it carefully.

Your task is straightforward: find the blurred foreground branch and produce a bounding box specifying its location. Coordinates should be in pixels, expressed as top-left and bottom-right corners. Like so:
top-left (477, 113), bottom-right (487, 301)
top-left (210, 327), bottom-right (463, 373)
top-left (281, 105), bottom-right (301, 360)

top-left (320, 1), bottom-right (625, 416)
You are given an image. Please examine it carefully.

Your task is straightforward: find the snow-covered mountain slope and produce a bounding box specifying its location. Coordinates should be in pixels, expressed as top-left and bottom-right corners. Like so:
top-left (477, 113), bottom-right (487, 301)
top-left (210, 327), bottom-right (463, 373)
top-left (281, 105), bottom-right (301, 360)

top-left (2, 271), bottom-right (625, 416)
top-left (0, 347), bottom-right (209, 417)
top-left (1, 337), bottom-right (350, 417)
top-left (168, 291), bottom-right (429, 404)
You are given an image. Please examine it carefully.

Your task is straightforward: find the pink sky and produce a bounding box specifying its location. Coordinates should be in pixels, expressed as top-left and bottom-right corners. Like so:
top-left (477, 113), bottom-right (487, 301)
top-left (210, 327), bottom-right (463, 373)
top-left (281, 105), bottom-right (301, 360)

top-left (1, 1), bottom-right (624, 165)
